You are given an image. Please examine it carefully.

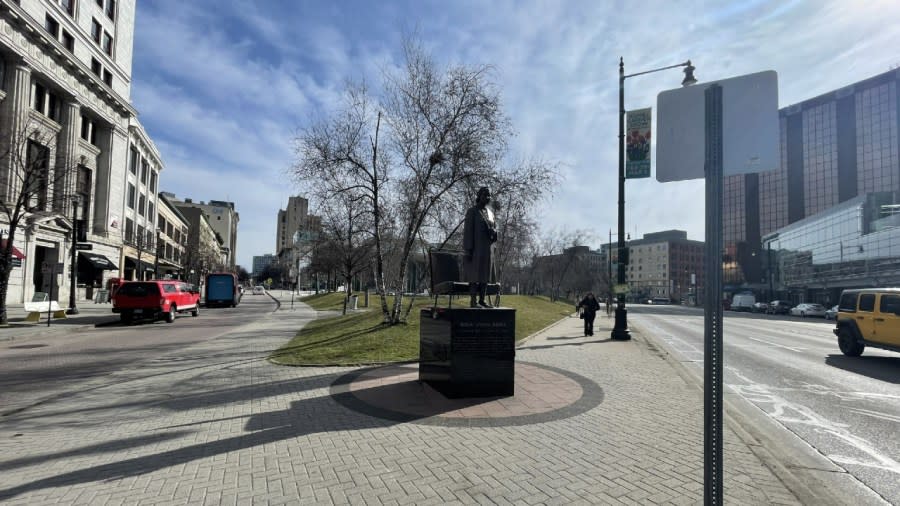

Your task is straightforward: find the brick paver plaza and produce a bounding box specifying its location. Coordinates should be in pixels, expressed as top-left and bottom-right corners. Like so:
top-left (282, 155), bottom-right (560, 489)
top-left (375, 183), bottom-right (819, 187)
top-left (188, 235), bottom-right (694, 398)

top-left (0, 298), bottom-right (804, 504)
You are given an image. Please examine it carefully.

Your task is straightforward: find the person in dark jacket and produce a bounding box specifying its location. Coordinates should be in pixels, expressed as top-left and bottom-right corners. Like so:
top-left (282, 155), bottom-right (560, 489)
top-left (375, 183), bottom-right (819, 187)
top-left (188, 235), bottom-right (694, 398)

top-left (577, 292), bottom-right (601, 336)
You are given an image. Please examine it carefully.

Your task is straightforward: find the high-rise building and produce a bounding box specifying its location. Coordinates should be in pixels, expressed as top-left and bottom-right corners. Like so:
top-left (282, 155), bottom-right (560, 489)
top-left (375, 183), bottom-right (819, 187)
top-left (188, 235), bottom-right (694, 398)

top-left (724, 69), bottom-right (899, 302)
top-left (163, 194), bottom-right (239, 269)
top-left (252, 254), bottom-right (275, 277)
top-left (0, 1), bottom-right (163, 302)
top-left (276, 196), bottom-right (309, 254)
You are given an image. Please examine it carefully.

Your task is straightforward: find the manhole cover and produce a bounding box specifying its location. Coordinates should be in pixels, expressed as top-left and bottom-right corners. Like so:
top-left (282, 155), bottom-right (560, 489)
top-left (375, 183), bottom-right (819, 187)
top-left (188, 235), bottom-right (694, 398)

top-left (7, 344), bottom-right (48, 349)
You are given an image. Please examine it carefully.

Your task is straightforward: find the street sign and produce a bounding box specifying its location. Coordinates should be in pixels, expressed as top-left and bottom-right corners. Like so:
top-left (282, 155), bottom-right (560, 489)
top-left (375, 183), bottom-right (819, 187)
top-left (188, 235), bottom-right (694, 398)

top-left (625, 108), bottom-right (652, 179)
top-left (614, 284), bottom-right (629, 294)
top-left (656, 70), bottom-right (779, 182)
top-left (75, 243), bottom-right (93, 250)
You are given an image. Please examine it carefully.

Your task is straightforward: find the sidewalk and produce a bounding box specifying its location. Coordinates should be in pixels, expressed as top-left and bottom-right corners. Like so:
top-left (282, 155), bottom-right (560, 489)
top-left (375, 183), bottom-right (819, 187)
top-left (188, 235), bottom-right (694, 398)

top-left (0, 300), bottom-right (118, 341)
top-left (0, 296), bottom-right (842, 504)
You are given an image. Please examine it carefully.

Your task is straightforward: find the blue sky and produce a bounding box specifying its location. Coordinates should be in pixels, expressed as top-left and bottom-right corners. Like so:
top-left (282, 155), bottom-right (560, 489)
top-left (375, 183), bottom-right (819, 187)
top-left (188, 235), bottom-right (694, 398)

top-left (130, 0), bottom-right (900, 269)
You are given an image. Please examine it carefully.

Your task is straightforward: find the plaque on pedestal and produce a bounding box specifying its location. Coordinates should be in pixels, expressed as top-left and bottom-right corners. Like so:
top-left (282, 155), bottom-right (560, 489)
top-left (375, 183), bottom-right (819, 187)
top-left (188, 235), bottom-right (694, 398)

top-left (419, 307), bottom-right (516, 398)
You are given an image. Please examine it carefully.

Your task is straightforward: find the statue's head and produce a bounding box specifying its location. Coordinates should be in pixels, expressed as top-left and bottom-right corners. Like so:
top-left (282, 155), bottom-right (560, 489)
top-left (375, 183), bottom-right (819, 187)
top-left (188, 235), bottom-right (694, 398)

top-left (476, 187), bottom-right (491, 206)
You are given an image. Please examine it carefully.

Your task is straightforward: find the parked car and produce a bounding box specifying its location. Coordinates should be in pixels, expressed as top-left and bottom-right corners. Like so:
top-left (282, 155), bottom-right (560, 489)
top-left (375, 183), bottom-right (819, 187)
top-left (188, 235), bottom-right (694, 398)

top-left (790, 303), bottom-right (827, 317)
top-left (252, 285), bottom-right (266, 295)
top-left (112, 280), bottom-right (201, 323)
top-left (766, 300), bottom-right (792, 315)
top-left (731, 293), bottom-right (756, 312)
top-left (650, 297), bottom-right (670, 305)
top-left (751, 302), bottom-right (768, 313)
top-left (834, 288), bottom-right (900, 356)
top-left (825, 305), bottom-right (839, 320)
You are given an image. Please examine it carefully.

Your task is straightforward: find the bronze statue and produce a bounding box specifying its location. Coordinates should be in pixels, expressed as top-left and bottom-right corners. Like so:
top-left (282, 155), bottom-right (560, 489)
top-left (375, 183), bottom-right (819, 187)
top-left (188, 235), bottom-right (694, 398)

top-left (463, 187), bottom-right (498, 308)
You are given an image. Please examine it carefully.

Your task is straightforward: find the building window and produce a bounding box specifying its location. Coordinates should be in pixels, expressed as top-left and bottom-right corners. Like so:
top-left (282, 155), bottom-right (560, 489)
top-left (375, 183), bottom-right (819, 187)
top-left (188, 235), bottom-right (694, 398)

top-left (148, 201), bottom-right (154, 220)
top-left (32, 81), bottom-right (60, 121)
top-left (105, 0), bottom-right (115, 20)
top-left (150, 171), bottom-right (157, 192)
top-left (90, 58), bottom-right (101, 76)
top-left (138, 194), bottom-right (146, 217)
top-left (140, 159), bottom-right (148, 185)
top-left (102, 69), bottom-right (112, 86)
top-left (26, 141), bottom-right (50, 210)
top-left (91, 18), bottom-right (101, 43)
top-left (80, 115), bottom-right (98, 145)
top-left (61, 0), bottom-right (76, 16)
top-left (128, 146), bottom-right (138, 174)
top-left (125, 218), bottom-right (134, 243)
top-left (61, 30), bottom-right (74, 51)
top-left (45, 14), bottom-right (60, 38)
top-left (102, 32), bottom-right (113, 56)
top-left (76, 164), bottom-right (92, 224)
top-left (127, 183), bottom-right (135, 209)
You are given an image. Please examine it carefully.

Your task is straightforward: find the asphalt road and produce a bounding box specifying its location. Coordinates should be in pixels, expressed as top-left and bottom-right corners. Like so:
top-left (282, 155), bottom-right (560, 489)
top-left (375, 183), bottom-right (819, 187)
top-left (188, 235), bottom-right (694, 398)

top-left (628, 304), bottom-right (900, 504)
top-left (0, 294), bottom-right (279, 418)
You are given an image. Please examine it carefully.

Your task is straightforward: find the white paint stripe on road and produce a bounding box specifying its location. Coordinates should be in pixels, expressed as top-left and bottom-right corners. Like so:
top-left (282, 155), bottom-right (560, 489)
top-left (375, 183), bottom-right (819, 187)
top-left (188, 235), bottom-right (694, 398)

top-left (727, 368), bottom-right (900, 478)
top-left (847, 407), bottom-right (900, 424)
top-left (746, 336), bottom-right (806, 352)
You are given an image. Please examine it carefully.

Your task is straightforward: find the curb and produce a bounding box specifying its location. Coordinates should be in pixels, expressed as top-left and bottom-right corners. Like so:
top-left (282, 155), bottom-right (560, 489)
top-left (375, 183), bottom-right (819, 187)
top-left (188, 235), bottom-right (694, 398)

top-left (629, 319), bottom-right (888, 506)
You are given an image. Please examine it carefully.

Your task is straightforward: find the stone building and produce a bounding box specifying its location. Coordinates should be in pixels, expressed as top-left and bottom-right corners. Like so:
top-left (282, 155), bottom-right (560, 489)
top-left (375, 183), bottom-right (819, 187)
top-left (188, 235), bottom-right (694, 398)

top-left (0, 0), bottom-right (163, 304)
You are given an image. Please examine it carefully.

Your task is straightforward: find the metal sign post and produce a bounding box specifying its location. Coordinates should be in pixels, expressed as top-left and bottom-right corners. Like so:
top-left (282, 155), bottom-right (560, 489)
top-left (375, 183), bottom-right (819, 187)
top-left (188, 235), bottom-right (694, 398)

top-left (656, 70), bottom-right (778, 506)
top-left (703, 84), bottom-right (724, 505)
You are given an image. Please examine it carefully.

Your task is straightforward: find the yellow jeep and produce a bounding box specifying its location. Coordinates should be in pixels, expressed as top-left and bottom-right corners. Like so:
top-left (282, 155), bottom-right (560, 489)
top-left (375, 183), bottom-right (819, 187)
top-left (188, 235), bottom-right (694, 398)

top-left (834, 288), bottom-right (900, 356)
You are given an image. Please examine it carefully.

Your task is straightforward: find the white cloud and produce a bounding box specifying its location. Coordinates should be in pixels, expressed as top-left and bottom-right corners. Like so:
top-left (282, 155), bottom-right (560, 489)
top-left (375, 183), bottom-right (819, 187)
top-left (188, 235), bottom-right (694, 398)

top-left (132, 0), bottom-right (900, 267)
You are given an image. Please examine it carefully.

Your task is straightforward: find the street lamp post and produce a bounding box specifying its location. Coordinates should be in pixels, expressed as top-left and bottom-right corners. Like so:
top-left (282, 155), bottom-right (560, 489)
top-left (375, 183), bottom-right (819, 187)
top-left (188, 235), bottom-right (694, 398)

top-left (612, 57), bottom-right (696, 340)
top-left (67, 196), bottom-right (80, 315)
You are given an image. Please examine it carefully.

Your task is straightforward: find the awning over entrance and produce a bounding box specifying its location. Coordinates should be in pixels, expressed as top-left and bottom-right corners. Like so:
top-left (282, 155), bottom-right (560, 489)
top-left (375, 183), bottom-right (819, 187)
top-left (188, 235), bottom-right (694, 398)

top-left (79, 252), bottom-right (117, 270)
top-left (125, 257), bottom-right (156, 272)
top-left (0, 239), bottom-right (25, 259)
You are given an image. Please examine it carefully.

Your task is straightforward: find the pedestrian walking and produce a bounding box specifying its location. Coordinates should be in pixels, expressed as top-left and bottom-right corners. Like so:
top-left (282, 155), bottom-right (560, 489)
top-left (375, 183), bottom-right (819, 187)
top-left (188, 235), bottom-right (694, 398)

top-left (577, 292), bottom-right (601, 336)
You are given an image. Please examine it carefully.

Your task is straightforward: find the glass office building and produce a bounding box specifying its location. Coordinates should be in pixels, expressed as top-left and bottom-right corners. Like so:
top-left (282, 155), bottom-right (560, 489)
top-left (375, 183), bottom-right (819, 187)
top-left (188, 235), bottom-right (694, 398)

top-left (763, 192), bottom-right (900, 305)
top-left (724, 69), bottom-right (900, 300)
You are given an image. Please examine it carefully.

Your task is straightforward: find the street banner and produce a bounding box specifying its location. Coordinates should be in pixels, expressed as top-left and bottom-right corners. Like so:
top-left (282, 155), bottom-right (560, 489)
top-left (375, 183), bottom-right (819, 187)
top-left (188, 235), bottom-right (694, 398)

top-left (626, 108), bottom-right (652, 179)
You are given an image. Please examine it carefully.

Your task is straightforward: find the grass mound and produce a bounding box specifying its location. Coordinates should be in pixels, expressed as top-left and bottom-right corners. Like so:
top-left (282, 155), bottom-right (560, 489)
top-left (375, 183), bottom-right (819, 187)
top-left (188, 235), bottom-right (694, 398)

top-left (270, 294), bottom-right (573, 366)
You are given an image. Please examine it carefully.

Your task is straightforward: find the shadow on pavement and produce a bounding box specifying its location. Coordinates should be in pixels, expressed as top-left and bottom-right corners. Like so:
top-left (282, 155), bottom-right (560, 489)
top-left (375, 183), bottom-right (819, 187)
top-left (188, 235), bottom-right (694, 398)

top-left (824, 354), bottom-right (900, 384)
top-left (0, 431), bottom-right (191, 473)
top-left (0, 375), bottom-right (449, 501)
top-left (522, 338), bottom-right (613, 350)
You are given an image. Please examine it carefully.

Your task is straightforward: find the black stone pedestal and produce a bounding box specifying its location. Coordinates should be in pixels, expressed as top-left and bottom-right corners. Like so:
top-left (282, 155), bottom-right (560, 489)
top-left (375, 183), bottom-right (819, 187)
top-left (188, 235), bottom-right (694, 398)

top-left (419, 307), bottom-right (516, 398)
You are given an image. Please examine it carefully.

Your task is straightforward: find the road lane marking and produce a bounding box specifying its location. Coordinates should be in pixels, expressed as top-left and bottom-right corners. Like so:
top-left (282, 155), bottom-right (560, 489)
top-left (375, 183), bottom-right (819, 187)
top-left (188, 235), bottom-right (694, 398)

top-left (727, 368), bottom-right (900, 478)
top-left (746, 336), bottom-right (806, 352)
top-left (847, 407), bottom-right (900, 424)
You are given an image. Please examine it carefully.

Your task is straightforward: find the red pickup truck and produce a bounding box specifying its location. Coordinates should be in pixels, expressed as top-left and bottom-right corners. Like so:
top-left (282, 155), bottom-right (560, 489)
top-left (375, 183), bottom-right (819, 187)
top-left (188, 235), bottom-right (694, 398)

top-left (112, 280), bottom-right (200, 323)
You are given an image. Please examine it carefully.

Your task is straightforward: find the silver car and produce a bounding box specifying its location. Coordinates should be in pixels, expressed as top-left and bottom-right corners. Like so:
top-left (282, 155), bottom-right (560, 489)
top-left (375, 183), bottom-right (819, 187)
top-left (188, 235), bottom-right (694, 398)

top-left (790, 303), bottom-right (827, 317)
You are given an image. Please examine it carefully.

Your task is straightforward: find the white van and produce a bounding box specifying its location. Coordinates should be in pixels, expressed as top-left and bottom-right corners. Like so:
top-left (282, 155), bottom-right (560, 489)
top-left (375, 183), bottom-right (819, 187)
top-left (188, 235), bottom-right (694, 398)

top-left (731, 293), bottom-right (756, 312)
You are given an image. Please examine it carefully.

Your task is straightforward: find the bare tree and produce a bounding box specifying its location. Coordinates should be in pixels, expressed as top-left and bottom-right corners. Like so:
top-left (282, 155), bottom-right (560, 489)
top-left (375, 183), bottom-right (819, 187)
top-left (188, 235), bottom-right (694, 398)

top-left (316, 191), bottom-right (374, 314)
top-left (0, 120), bottom-right (80, 324)
top-left (530, 229), bottom-right (592, 301)
top-left (294, 36), bottom-right (512, 324)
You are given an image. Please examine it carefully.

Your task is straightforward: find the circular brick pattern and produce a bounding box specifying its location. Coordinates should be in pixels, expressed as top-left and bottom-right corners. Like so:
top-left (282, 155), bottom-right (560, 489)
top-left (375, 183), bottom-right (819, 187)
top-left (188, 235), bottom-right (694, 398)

top-left (331, 361), bottom-right (604, 427)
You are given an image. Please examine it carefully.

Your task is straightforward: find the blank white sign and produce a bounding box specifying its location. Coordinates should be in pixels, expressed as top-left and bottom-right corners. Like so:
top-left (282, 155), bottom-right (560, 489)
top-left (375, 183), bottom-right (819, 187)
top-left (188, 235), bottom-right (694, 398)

top-left (656, 70), bottom-right (779, 182)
